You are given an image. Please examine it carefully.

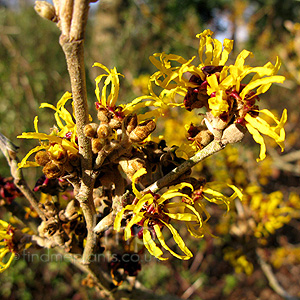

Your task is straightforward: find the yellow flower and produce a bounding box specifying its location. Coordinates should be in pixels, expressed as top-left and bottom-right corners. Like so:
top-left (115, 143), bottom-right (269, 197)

top-left (224, 247), bottom-right (254, 275)
top-left (93, 62), bottom-right (124, 109)
top-left (0, 220), bottom-right (15, 273)
top-left (245, 185), bottom-right (293, 238)
top-left (185, 182), bottom-right (243, 238)
top-left (93, 63), bottom-right (180, 122)
top-left (114, 168), bottom-right (202, 260)
top-left (17, 92), bottom-right (78, 168)
top-left (114, 169), bottom-right (243, 260)
top-left (149, 29), bottom-right (233, 107)
top-left (244, 109), bottom-right (287, 161)
top-left (149, 29), bottom-right (287, 161)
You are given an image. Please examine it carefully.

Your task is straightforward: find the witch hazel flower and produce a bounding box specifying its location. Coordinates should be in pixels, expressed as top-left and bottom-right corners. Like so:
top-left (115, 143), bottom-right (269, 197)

top-left (150, 29), bottom-right (287, 161)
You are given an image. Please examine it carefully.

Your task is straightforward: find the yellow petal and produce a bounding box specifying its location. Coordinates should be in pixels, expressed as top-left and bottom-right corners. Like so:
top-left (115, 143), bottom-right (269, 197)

top-left (143, 219), bottom-right (167, 260)
top-left (245, 122), bottom-right (266, 161)
top-left (0, 251), bottom-right (15, 273)
top-left (153, 224), bottom-right (190, 260)
top-left (34, 116), bottom-right (39, 133)
top-left (240, 75), bottom-right (285, 99)
top-left (124, 213), bottom-right (144, 240)
top-left (164, 202), bottom-right (203, 226)
top-left (220, 39), bottom-right (234, 65)
top-left (163, 212), bottom-right (198, 222)
top-left (17, 145), bottom-right (47, 168)
top-left (131, 168), bottom-right (147, 198)
top-left (160, 220), bottom-right (193, 259)
top-left (17, 132), bottom-right (61, 144)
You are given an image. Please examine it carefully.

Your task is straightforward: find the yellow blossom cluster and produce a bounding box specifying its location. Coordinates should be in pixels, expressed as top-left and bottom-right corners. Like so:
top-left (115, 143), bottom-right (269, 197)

top-left (17, 92), bottom-right (78, 170)
top-left (149, 29), bottom-right (287, 161)
top-left (0, 220), bottom-right (15, 273)
top-left (114, 168), bottom-right (242, 260)
top-left (224, 247), bottom-right (254, 275)
top-left (245, 185), bottom-right (293, 239)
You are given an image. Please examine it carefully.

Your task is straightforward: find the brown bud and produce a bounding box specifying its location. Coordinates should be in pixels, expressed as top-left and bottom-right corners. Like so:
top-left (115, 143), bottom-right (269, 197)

top-left (205, 111), bottom-right (229, 139)
top-left (118, 158), bottom-right (146, 180)
top-left (64, 200), bottom-right (79, 220)
top-left (45, 220), bottom-right (60, 237)
top-left (43, 161), bottom-right (64, 179)
top-left (63, 162), bottom-right (74, 174)
top-left (129, 120), bottom-right (156, 143)
top-left (221, 123), bottom-right (246, 145)
top-left (97, 106), bottom-right (112, 123)
top-left (34, 1), bottom-right (57, 22)
top-left (194, 130), bottom-right (213, 148)
top-left (67, 151), bottom-right (80, 167)
top-left (84, 123), bottom-right (99, 138)
top-left (97, 123), bottom-right (111, 139)
top-left (35, 151), bottom-right (50, 166)
top-left (43, 201), bottom-right (58, 218)
top-left (109, 117), bottom-right (122, 130)
top-left (48, 144), bottom-right (68, 164)
top-left (38, 218), bottom-right (60, 238)
top-left (92, 138), bottom-right (105, 153)
top-left (124, 114), bottom-right (138, 133)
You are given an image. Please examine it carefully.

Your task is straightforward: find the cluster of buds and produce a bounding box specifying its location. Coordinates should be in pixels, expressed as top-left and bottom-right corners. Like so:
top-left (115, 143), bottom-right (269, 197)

top-left (84, 104), bottom-right (123, 154)
top-left (34, 144), bottom-right (80, 180)
top-left (84, 103), bottom-right (156, 163)
top-left (38, 200), bottom-right (86, 251)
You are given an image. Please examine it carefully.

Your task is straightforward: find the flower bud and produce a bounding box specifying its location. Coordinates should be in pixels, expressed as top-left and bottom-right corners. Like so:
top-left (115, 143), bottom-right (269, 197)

top-left (92, 138), bottom-right (105, 153)
top-left (97, 123), bottom-right (111, 139)
top-left (48, 144), bottom-right (68, 164)
top-left (67, 151), bottom-right (80, 167)
top-left (221, 123), bottom-right (246, 145)
top-left (118, 158), bottom-right (146, 180)
top-left (205, 111), bottom-right (229, 139)
top-left (43, 201), bottom-right (58, 218)
top-left (97, 105), bottom-right (112, 123)
top-left (124, 114), bottom-right (137, 133)
top-left (109, 117), bottom-right (122, 130)
top-left (194, 130), bottom-right (213, 148)
top-left (34, 1), bottom-right (57, 22)
top-left (43, 161), bottom-right (64, 179)
top-left (84, 123), bottom-right (99, 138)
top-left (35, 151), bottom-right (50, 166)
top-left (129, 120), bottom-right (156, 143)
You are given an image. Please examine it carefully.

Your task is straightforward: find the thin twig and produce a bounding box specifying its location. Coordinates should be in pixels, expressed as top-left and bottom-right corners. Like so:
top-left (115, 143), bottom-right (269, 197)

top-left (256, 248), bottom-right (300, 300)
top-left (181, 277), bottom-right (203, 299)
top-left (58, 0), bottom-right (97, 264)
top-left (0, 132), bottom-right (46, 221)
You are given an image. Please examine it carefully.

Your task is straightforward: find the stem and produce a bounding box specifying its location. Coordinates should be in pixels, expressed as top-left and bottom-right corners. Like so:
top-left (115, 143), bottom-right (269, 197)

top-left (58, 0), bottom-right (97, 264)
top-left (256, 249), bottom-right (300, 300)
top-left (146, 140), bottom-right (225, 193)
top-left (0, 132), bottom-right (46, 221)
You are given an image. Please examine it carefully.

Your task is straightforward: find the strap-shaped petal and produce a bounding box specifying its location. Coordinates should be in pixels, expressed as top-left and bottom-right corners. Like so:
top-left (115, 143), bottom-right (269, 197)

top-left (113, 204), bottom-right (135, 232)
top-left (160, 220), bottom-right (193, 259)
top-left (143, 219), bottom-right (167, 260)
top-left (245, 122), bottom-right (266, 161)
top-left (153, 224), bottom-right (190, 260)
top-left (131, 168), bottom-right (147, 198)
top-left (17, 145), bottom-right (47, 168)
